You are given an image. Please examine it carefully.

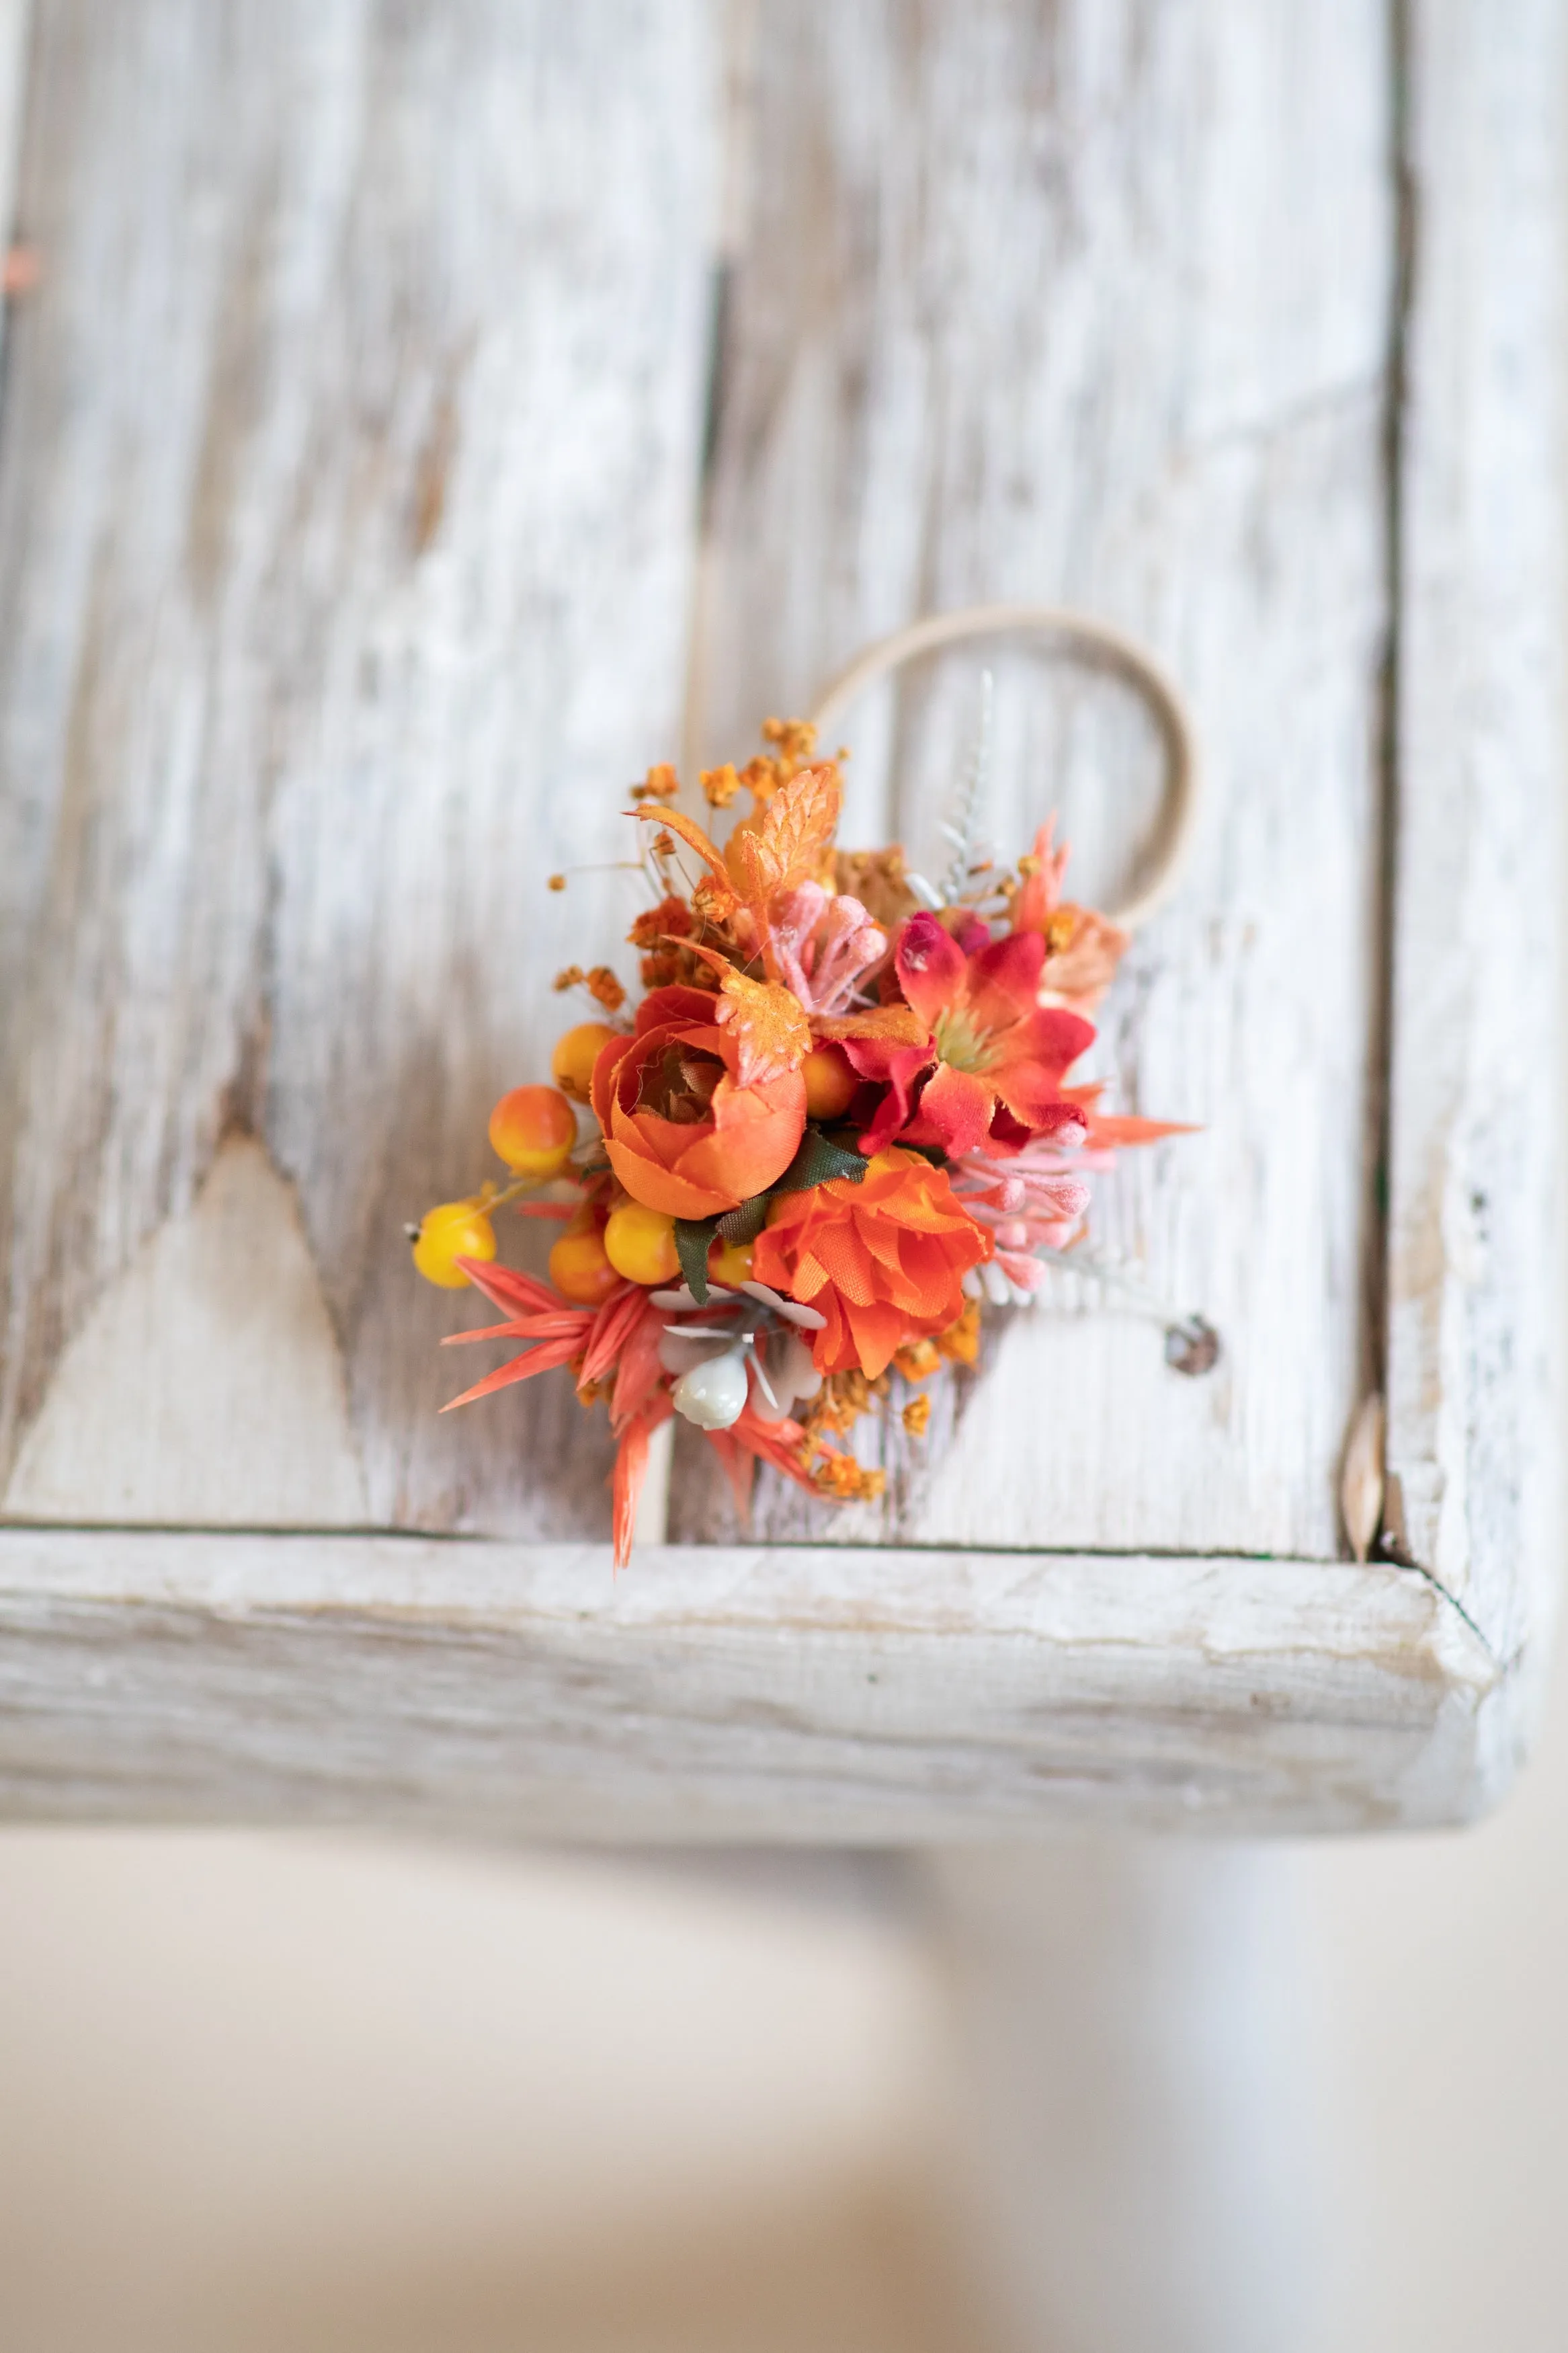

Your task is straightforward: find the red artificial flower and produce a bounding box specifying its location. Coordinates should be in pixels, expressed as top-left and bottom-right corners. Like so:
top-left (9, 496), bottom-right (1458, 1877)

top-left (848, 914), bottom-right (1094, 1158)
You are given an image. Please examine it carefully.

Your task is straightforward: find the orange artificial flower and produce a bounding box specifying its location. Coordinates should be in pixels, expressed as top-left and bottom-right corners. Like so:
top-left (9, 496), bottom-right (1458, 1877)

top-left (752, 1148), bottom-right (992, 1378)
top-left (591, 984), bottom-right (807, 1220)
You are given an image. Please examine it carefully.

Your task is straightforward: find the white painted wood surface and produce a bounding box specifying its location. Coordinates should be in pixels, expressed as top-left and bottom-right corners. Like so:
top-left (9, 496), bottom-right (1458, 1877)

top-left (0, 1529), bottom-right (1505, 1836)
top-left (1383, 0), bottom-right (1565, 1688)
top-left (0, 0), bottom-right (1555, 1835)
top-left (676, 0), bottom-right (1393, 1558)
top-left (0, 0), bottom-right (714, 1540)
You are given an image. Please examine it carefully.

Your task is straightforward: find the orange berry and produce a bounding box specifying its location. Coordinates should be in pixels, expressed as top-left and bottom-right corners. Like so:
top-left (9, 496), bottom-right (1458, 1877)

top-left (707, 1237), bottom-right (754, 1288)
top-left (551, 1022), bottom-right (619, 1102)
top-left (489, 1084), bottom-right (577, 1176)
top-left (604, 1201), bottom-right (681, 1285)
top-left (549, 1221), bottom-right (622, 1305)
top-left (802, 1043), bottom-right (856, 1122)
top-left (412, 1200), bottom-right (497, 1289)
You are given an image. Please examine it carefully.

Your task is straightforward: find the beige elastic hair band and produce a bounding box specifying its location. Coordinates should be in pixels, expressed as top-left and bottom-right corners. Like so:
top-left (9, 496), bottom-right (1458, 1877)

top-left (807, 602), bottom-right (1200, 931)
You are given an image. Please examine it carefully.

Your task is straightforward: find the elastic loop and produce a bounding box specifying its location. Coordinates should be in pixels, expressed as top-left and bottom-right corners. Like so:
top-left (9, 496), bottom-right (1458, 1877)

top-left (807, 602), bottom-right (1199, 930)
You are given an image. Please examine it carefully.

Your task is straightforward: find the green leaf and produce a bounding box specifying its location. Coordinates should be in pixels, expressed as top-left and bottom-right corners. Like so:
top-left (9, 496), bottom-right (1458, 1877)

top-left (701, 1133), bottom-right (871, 1283)
top-left (772, 1126), bottom-right (870, 1193)
top-left (717, 1193), bottom-right (772, 1247)
top-left (674, 1215), bottom-right (720, 1302)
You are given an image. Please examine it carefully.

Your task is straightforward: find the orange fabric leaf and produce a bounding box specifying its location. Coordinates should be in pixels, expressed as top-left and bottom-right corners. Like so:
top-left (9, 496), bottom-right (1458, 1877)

top-left (439, 1330), bottom-right (587, 1411)
top-left (811, 1004), bottom-right (928, 1048)
top-left (578, 1281), bottom-right (648, 1387)
top-left (610, 1299), bottom-right (667, 1433)
top-left (634, 801), bottom-right (727, 878)
top-left (702, 1426), bottom-right (757, 1521)
top-left (725, 762), bottom-right (841, 903)
top-left (718, 1404), bottom-right (819, 1497)
top-left (611, 1391), bottom-right (674, 1569)
top-left (635, 804), bottom-right (743, 922)
top-left (714, 966), bottom-right (811, 1085)
top-left (460, 1261), bottom-right (571, 1318)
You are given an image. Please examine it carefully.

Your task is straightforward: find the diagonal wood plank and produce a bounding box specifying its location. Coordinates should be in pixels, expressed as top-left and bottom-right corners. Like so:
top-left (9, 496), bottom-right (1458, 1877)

top-left (673, 0), bottom-right (1395, 1557)
top-left (0, 0), bottom-right (714, 1538)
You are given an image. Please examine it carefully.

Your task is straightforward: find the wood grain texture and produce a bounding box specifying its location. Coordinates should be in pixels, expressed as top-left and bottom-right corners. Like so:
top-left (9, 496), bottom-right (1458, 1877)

top-left (0, 1529), bottom-right (1510, 1836)
top-left (674, 0), bottom-right (1395, 1557)
top-left (0, 0), bottom-right (714, 1536)
top-left (5, 1135), bottom-right (368, 1523)
top-left (1383, 0), bottom-right (1564, 1675)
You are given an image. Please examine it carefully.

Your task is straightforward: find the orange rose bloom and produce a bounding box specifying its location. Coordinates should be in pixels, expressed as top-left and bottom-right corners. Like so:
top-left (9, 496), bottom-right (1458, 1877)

top-left (591, 984), bottom-right (807, 1221)
top-left (752, 1148), bottom-right (992, 1377)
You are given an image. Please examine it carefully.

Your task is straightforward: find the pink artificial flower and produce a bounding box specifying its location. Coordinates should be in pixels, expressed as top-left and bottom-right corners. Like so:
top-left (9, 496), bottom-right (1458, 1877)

top-left (769, 884), bottom-right (888, 1015)
top-left (948, 1133), bottom-right (1104, 1289)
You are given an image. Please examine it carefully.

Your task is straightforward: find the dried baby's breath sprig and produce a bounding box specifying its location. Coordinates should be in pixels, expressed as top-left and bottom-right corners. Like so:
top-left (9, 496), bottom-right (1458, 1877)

top-left (585, 966), bottom-right (625, 1011)
top-left (553, 965), bottom-right (628, 1012)
top-left (630, 762), bottom-right (680, 803)
top-left (935, 1300), bottom-right (981, 1367)
top-left (810, 1452), bottom-right (886, 1503)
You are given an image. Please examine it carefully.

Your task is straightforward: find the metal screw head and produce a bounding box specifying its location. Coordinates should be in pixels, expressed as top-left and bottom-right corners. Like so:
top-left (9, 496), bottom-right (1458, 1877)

top-left (1165, 1316), bottom-right (1221, 1378)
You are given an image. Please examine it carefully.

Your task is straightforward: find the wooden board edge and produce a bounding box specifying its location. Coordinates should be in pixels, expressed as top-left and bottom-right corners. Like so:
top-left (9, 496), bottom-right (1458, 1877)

top-left (1384, 0), bottom-right (1565, 1670)
top-left (0, 1529), bottom-right (1525, 1837)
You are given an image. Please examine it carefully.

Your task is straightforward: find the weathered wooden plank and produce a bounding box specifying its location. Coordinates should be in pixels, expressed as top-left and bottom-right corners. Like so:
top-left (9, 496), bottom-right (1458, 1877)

top-left (1383, 0), bottom-right (1563, 1672)
top-left (0, 0), bottom-right (714, 1536)
top-left (675, 0), bottom-right (1395, 1557)
top-left (0, 1529), bottom-right (1513, 1835)
top-left (0, 1), bottom-right (1549, 1855)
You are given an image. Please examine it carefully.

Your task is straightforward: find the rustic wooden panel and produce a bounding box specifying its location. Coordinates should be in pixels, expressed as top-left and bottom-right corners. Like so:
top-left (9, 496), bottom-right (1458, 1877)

top-left (1384, 0), bottom-right (1564, 1675)
top-left (0, 0), bottom-right (714, 1536)
top-left (674, 0), bottom-right (1394, 1556)
top-left (0, 3), bottom-right (1553, 1845)
top-left (0, 1529), bottom-right (1507, 1837)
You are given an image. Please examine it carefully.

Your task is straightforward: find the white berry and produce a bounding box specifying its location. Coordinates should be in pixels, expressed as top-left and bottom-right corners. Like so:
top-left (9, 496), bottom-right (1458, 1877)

top-left (671, 1349), bottom-right (750, 1431)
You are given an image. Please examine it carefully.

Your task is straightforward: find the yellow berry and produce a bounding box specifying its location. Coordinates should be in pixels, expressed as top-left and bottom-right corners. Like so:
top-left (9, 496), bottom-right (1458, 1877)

top-left (489, 1084), bottom-right (577, 1176)
top-left (604, 1201), bottom-right (681, 1286)
top-left (549, 1221), bottom-right (622, 1304)
top-left (706, 1237), bottom-right (754, 1288)
top-left (802, 1043), bottom-right (856, 1121)
top-left (552, 1021), bottom-right (619, 1102)
top-left (412, 1200), bottom-right (497, 1289)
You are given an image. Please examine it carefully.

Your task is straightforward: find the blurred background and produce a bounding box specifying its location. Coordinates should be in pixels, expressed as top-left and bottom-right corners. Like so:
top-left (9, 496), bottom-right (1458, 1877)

top-left (4, 1669), bottom-right (1568, 2353)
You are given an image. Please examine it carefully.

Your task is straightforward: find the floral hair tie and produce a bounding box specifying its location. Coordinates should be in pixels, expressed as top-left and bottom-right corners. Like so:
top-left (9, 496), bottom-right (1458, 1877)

top-left (408, 604), bottom-right (1210, 1566)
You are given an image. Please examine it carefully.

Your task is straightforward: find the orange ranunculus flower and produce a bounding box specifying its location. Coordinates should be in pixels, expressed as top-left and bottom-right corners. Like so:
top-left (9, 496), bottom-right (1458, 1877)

top-left (751, 1147), bottom-right (992, 1378)
top-left (590, 984), bottom-right (807, 1221)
